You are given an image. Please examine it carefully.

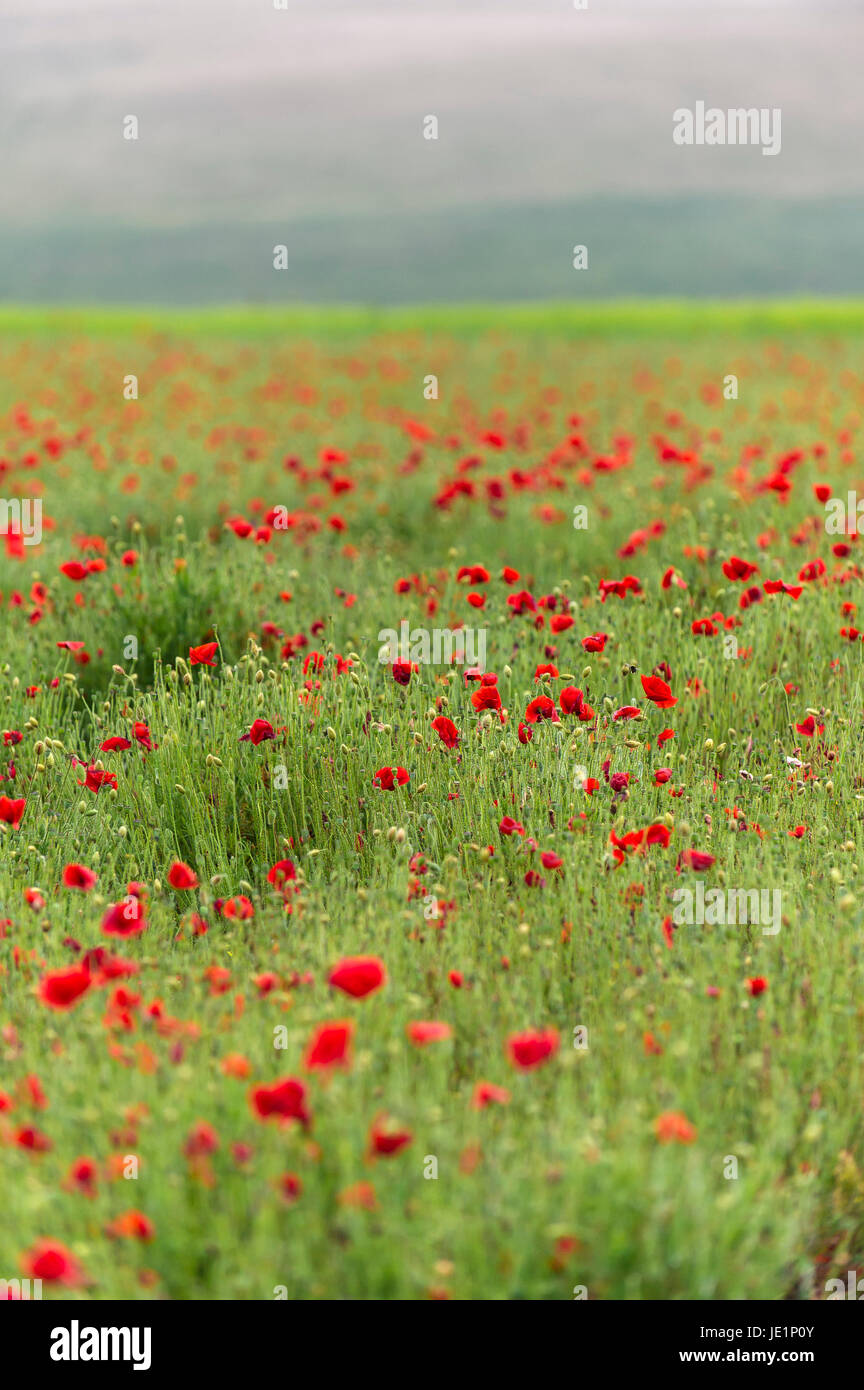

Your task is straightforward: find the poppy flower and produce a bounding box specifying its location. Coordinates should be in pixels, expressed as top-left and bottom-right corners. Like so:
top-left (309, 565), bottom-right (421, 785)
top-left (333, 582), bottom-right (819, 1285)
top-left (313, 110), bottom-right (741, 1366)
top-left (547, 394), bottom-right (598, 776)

top-left (560, 686), bottom-right (589, 716)
top-left (240, 718), bottom-right (277, 745)
top-left (431, 715), bottom-right (459, 748)
top-left (59, 561), bottom-right (88, 582)
top-left (219, 895), bottom-right (254, 921)
top-left (38, 963), bottom-right (92, 1010)
top-left (795, 715), bottom-right (824, 738)
top-left (722, 556), bottom-right (759, 582)
top-left (372, 766), bottom-right (409, 790)
top-left (368, 1115), bottom-right (413, 1157)
top-left (276, 1173), bottom-right (303, 1203)
top-left (471, 685), bottom-right (502, 713)
top-left (524, 695), bottom-right (558, 724)
top-left (133, 722), bottom-right (154, 752)
top-left (16, 1125), bottom-right (52, 1152)
top-left (746, 976), bottom-right (768, 997)
top-left (498, 816), bottom-right (525, 836)
top-left (581, 632), bottom-right (608, 652)
top-left (100, 736), bottom-right (132, 752)
top-left (640, 675), bottom-right (677, 708)
top-left (612, 706), bottom-right (642, 721)
top-left (329, 956), bottom-right (386, 998)
top-left (20, 1240), bottom-right (86, 1287)
top-left (406, 1020), bottom-right (452, 1046)
top-left (267, 859), bottom-right (297, 888)
top-left (62, 863), bottom-right (97, 891)
top-left (303, 1020), bottom-right (354, 1070)
top-left (189, 641), bottom-right (219, 666)
top-left (507, 1028), bottom-right (560, 1070)
top-left (655, 1111), bottom-right (697, 1144)
top-left (337, 1181), bottom-right (377, 1210)
top-left (102, 894), bottom-right (147, 937)
top-left (249, 1077), bottom-right (311, 1128)
top-left (80, 767), bottom-right (117, 794)
top-left (105, 1210), bottom-right (155, 1242)
top-left (0, 796), bottom-right (26, 828)
top-left (681, 849), bottom-right (716, 871)
top-left (64, 1157), bottom-right (99, 1198)
top-left (168, 861), bottom-right (199, 890)
top-left (183, 1121), bottom-right (219, 1158)
top-left (471, 1081), bottom-right (511, 1109)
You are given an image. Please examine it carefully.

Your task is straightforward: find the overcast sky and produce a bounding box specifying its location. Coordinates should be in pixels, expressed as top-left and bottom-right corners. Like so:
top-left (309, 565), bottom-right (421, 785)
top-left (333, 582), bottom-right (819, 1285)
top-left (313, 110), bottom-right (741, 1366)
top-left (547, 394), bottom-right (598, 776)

top-left (3, 0), bottom-right (861, 226)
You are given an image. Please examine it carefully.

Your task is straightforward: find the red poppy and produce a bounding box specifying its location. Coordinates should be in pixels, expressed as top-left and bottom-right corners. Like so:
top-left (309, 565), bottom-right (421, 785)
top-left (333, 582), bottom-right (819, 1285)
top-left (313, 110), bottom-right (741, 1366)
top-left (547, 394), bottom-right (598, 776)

top-left (267, 858), bottom-right (297, 888)
top-left (524, 695), bottom-right (558, 724)
top-left (38, 963), bottom-right (92, 1010)
top-left (368, 1115), bottom-right (413, 1157)
top-left (471, 1080), bottom-right (511, 1109)
top-left (431, 715), bottom-right (459, 748)
top-left (277, 1172), bottom-right (303, 1203)
top-left (105, 1210), bottom-right (156, 1242)
top-left (722, 556), bottom-right (759, 582)
top-left (471, 685), bottom-right (502, 712)
top-left (746, 976), bottom-right (768, 997)
top-left (640, 674), bottom-right (677, 708)
top-left (498, 816), bottom-right (525, 836)
top-left (249, 1077), bottom-right (311, 1128)
top-left (795, 715), bottom-right (824, 738)
top-left (303, 1020), bottom-right (354, 1070)
top-left (100, 736), bottom-right (132, 752)
top-left (60, 561), bottom-right (88, 582)
top-left (0, 796), bottom-right (26, 828)
top-left (240, 718), bottom-right (277, 745)
top-left (329, 956), bottom-right (386, 998)
top-left (372, 766), bottom-right (409, 789)
top-left (102, 893), bottom-right (147, 937)
top-left (681, 849), bottom-right (716, 871)
top-left (64, 1157), bottom-right (99, 1198)
top-left (168, 861), bottom-right (199, 890)
top-left (20, 1240), bottom-right (86, 1287)
top-left (507, 1028), bottom-right (560, 1070)
top-left (406, 1020), bottom-right (452, 1046)
top-left (80, 767), bottom-right (117, 794)
top-left (655, 1111), bottom-right (697, 1144)
top-left (189, 641), bottom-right (219, 666)
top-left (62, 863), bottom-right (97, 891)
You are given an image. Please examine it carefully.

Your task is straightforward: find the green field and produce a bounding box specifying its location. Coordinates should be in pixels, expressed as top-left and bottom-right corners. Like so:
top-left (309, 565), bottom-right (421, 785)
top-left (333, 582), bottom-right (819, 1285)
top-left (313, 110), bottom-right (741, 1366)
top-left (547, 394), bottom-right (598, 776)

top-left (1, 304), bottom-right (863, 1300)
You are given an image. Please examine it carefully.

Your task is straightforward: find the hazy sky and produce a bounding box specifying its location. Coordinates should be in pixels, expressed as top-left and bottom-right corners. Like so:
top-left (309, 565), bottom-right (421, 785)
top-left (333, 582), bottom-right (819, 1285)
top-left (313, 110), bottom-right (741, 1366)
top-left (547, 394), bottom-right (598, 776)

top-left (2, 0), bottom-right (861, 302)
top-left (3, 0), bottom-right (861, 227)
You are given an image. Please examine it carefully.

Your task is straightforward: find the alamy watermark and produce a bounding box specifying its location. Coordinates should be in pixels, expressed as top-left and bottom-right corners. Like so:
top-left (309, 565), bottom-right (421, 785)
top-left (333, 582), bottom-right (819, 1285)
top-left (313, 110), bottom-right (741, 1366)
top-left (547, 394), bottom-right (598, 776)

top-left (672, 883), bottom-right (782, 935)
top-left (0, 1277), bottom-right (42, 1300)
top-left (378, 620), bottom-right (486, 669)
top-left (824, 491), bottom-right (864, 534)
top-left (0, 498), bottom-right (42, 546)
top-left (673, 102), bottom-right (781, 157)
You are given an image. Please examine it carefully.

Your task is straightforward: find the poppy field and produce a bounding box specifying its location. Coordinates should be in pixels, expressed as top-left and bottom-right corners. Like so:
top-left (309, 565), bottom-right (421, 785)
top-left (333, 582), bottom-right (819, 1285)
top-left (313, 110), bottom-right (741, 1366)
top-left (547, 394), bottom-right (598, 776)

top-left (2, 303), bottom-right (864, 1302)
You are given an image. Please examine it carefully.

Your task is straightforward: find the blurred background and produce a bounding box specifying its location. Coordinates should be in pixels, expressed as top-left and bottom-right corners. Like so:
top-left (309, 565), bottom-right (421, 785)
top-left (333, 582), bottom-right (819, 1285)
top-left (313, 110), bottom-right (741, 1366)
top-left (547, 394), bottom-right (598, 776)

top-left (2, 0), bottom-right (861, 302)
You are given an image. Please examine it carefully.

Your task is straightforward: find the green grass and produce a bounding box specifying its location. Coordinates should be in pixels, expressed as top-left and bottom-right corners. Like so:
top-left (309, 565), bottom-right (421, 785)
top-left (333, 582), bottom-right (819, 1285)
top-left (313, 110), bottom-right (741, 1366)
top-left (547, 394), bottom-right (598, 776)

top-left (5, 298), bottom-right (864, 340)
top-left (1, 306), bottom-right (863, 1300)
